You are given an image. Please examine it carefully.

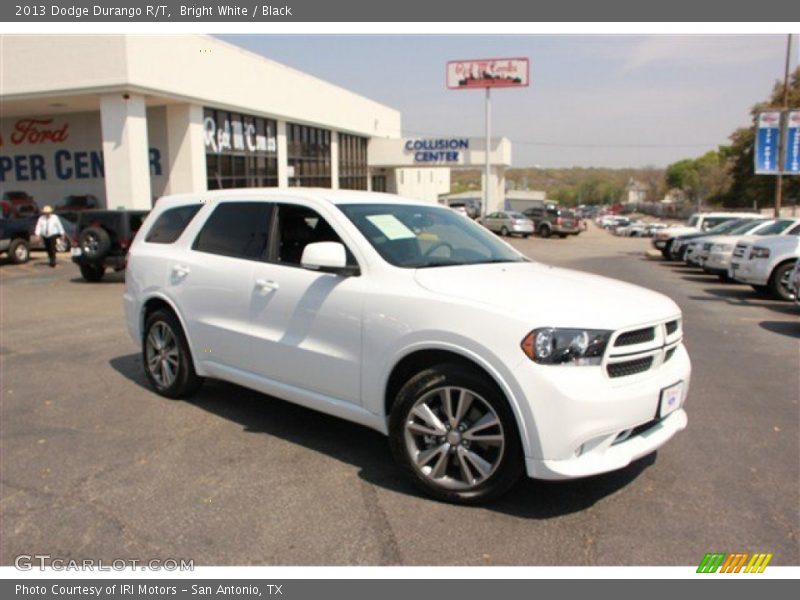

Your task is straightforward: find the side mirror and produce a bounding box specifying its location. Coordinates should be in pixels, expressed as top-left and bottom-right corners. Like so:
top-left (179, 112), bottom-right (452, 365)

top-left (301, 242), bottom-right (359, 276)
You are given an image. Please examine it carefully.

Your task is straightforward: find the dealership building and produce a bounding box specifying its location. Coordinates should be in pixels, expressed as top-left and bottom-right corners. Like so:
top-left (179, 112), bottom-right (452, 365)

top-left (0, 35), bottom-right (511, 212)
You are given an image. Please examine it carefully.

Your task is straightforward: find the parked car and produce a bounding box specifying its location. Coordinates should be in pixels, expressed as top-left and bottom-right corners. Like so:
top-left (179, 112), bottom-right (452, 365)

top-left (445, 198), bottom-right (481, 219)
top-left (645, 223), bottom-right (669, 237)
top-left (480, 211), bottom-right (534, 237)
top-left (522, 202), bottom-right (580, 238)
top-left (58, 194), bottom-right (100, 212)
top-left (700, 219), bottom-right (800, 280)
top-left (670, 217), bottom-right (764, 261)
top-left (124, 189), bottom-right (690, 504)
top-left (71, 209), bottom-right (148, 281)
top-left (1, 191), bottom-right (39, 219)
top-left (615, 220), bottom-right (647, 237)
top-left (652, 212), bottom-right (753, 260)
top-left (598, 215), bottom-right (629, 230)
top-left (789, 261), bottom-right (800, 307)
top-left (729, 235), bottom-right (800, 301)
top-left (684, 218), bottom-right (772, 267)
top-left (0, 216), bottom-right (32, 264)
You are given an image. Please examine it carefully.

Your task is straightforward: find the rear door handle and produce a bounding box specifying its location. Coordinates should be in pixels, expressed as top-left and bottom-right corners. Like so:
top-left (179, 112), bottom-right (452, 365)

top-left (255, 278), bottom-right (279, 293)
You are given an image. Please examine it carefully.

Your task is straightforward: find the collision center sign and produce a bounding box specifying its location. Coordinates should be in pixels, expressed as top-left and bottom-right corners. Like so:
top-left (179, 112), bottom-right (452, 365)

top-left (446, 58), bottom-right (530, 89)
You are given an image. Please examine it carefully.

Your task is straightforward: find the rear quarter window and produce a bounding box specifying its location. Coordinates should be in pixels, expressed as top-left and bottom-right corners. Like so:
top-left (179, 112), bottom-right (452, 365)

top-left (145, 205), bottom-right (202, 244)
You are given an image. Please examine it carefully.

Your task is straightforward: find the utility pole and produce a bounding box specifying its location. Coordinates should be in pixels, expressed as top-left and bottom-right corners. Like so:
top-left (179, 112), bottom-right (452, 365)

top-left (483, 87), bottom-right (491, 219)
top-left (775, 33), bottom-right (793, 217)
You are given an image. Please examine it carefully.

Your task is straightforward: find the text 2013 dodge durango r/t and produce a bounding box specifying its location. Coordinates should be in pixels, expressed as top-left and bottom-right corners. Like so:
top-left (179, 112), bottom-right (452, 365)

top-left (124, 189), bottom-right (690, 503)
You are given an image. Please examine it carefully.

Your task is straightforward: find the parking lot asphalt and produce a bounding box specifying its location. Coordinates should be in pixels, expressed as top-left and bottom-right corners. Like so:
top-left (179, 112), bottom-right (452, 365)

top-left (1, 224), bottom-right (797, 566)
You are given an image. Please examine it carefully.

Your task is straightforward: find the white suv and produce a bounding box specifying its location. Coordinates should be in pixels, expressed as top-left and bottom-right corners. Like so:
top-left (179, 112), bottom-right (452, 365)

top-left (124, 189), bottom-right (690, 503)
top-left (729, 234), bottom-right (800, 301)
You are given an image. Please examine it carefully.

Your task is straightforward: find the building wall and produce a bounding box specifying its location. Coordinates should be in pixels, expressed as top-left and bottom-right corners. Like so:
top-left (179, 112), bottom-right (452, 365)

top-left (391, 168), bottom-right (451, 203)
top-left (0, 110), bottom-right (167, 208)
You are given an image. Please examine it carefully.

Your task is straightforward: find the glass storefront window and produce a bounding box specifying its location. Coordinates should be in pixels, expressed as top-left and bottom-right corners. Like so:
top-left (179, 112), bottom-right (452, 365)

top-left (204, 108), bottom-right (278, 190)
top-left (339, 133), bottom-right (368, 190)
top-left (288, 123), bottom-right (332, 188)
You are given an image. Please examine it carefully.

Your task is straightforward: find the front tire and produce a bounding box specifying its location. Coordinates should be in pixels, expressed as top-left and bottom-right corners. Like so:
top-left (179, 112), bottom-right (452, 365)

top-left (500, 226), bottom-right (509, 237)
top-left (9, 239), bottom-right (30, 264)
top-left (143, 309), bottom-right (203, 399)
top-left (539, 225), bottom-right (551, 238)
top-left (388, 362), bottom-right (523, 504)
top-left (768, 261), bottom-right (796, 301)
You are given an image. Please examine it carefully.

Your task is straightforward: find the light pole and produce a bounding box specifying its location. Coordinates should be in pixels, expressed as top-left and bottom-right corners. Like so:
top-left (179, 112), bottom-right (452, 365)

top-left (775, 33), bottom-right (793, 218)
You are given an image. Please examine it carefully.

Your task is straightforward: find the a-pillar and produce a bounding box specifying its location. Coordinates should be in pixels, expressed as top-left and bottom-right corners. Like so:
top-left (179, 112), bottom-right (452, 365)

top-left (100, 93), bottom-right (152, 210)
top-left (165, 104), bottom-right (206, 195)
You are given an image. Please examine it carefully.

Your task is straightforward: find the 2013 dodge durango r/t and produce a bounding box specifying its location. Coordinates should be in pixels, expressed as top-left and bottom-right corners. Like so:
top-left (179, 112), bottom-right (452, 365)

top-left (124, 189), bottom-right (690, 503)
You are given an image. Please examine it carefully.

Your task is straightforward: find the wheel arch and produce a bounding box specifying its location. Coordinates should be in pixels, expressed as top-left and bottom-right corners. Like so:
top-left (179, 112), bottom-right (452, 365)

top-left (383, 345), bottom-right (535, 457)
top-left (140, 293), bottom-right (204, 375)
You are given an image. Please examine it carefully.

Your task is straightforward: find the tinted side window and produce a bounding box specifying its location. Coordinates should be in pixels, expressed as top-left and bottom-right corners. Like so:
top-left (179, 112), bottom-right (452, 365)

top-left (146, 205), bottom-right (202, 244)
top-left (272, 203), bottom-right (354, 266)
top-left (787, 224), bottom-right (800, 235)
top-left (193, 202), bottom-right (271, 260)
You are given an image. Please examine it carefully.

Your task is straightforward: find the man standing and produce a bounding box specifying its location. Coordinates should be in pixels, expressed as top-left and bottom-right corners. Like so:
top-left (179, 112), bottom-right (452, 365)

top-left (34, 205), bottom-right (66, 268)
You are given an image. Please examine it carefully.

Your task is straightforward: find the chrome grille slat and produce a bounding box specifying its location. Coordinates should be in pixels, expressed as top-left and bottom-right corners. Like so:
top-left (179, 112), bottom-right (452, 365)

top-left (614, 327), bottom-right (655, 347)
top-left (607, 356), bottom-right (654, 378)
top-left (605, 318), bottom-right (682, 379)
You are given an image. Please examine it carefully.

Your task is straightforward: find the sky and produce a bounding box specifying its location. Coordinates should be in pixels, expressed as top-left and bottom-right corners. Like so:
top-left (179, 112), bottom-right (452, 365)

top-left (218, 34), bottom-right (798, 169)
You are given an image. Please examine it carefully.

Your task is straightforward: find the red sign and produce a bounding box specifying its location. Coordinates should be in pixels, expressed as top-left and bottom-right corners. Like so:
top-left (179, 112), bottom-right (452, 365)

top-left (0, 118), bottom-right (70, 147)
top-left (447, 58), bottom-right (530, 90)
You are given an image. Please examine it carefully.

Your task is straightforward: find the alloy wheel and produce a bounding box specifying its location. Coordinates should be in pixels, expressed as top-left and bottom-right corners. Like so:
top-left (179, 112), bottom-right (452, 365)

top-left (403, 386), bottom-right (505, 490)
top-left (145, 321), bottom-right (180, 389)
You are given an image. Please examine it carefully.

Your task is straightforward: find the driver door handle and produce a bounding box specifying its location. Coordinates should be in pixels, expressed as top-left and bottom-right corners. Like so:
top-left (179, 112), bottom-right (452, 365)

top-left (255, 278), bottom-right (280, 293)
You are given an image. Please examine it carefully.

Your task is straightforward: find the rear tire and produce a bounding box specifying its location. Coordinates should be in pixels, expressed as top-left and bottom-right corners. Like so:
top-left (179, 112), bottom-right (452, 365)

top-left (500, 226), bottom-right (509, 237)
top-left (539, 225), bottom-right (551, 238)
top-left (142, 309), bottom-right (203, 399)
top-left (388, 362), bottom-right (523, 504)
top-left (661, 240), bottom-right (674, 260)
top-left (79, 263), bottom-right (105, 282)
top-left (558, 233), bottom-right (568, 239)
top-left (9, 239), bottom-right (30, 264)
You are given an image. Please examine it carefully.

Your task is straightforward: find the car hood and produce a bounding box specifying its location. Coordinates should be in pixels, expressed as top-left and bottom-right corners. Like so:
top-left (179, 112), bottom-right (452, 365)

top-left (413, 261), bottom-right (680, 330)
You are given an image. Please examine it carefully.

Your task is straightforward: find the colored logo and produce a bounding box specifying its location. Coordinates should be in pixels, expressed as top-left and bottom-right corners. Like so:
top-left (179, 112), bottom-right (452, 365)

top-left (697, 552), bottom-right (772, 573)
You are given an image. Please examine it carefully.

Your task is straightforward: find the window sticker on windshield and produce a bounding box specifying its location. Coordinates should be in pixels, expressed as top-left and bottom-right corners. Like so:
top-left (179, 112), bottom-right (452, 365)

top-left (366, 214), bottom-right (416, 240)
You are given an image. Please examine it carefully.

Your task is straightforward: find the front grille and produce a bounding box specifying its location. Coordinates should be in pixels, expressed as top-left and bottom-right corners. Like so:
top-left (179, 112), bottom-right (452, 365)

top-left (614, 327), bottom-right (655, 347)
top-left (703, 242), bottom-right (713, 251)
top-left (607, 356), bottom-right (654, 378)
top-left (664, 347), bottom-right (676, 363)
top-left (665, 320), bottom-right (679, 335)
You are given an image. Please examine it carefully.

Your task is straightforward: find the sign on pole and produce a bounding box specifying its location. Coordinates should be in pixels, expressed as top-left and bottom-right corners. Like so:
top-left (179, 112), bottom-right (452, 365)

top-left (446, 58), bottom-right (530, 89)
top-left (784, 110), bottom-right (800, 175)
top-left (755, 111), bottom-right (782, 174)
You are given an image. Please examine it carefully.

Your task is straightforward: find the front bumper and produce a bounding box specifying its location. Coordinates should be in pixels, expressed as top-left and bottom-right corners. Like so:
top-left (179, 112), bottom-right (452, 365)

top-left (730, 258), bottom-right (770, 286)
top-left (703, 251), bottom-right (732, 275)
top-left (515, 343), bottom-right (691, 480)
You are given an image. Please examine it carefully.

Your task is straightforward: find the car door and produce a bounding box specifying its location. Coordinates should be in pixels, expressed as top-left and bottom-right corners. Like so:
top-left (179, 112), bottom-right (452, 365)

top-left (246, 201), bottom-right (365, 405)
top-left (173, 201), bottom-right (272, 370)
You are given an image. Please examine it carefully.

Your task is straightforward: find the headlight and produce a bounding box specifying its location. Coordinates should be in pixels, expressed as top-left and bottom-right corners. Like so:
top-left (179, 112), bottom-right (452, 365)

top-left (521, 328), bottom-right (611, 366)
top-left (750, 247), bottom-right (770, 259)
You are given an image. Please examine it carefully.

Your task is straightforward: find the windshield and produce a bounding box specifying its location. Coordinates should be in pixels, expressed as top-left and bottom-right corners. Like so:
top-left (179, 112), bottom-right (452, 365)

top-left (727, 219), bottom-right (767, 235)
top-left (338, 203), bottom-right (526, 268)
top-left (707, 219), bottom-right (747, 234)
top-left (754, 219), bottom-right (794, 235)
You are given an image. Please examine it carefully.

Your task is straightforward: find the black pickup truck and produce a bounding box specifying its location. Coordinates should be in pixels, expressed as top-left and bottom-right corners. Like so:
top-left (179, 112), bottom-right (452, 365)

top-left (0, 217), bottom-right (32, 264)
